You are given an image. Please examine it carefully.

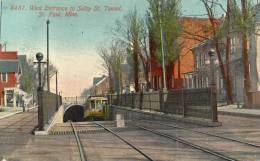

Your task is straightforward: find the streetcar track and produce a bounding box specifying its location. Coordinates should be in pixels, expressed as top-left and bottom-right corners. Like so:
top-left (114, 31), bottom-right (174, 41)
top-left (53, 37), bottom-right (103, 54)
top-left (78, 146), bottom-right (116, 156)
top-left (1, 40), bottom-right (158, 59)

top-left (93, 121), bottom-right (155, 161)
top-left (70, 121), bottom-right (87, 161)
top-left (140, 120), bottom-right (260, 148)
top-left (133, 123), bottom-right (238, 161)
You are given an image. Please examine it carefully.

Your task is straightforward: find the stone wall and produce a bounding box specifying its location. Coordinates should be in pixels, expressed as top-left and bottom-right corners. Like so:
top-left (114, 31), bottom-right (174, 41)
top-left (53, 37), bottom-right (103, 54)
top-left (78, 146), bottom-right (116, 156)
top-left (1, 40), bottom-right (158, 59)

top-left (41, 91), bottom-right (62, 125)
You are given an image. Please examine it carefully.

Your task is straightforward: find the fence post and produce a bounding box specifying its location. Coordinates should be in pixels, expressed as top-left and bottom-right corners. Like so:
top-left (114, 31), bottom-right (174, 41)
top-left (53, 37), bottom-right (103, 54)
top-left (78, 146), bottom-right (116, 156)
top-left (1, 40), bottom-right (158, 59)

top-left (211, 86), bottom-right (218, 122)
top-left (140, 92), bottom-right (143, 110)
top-left (159, 90), bottom-right (164, 112)
top-left (149, 92), bottom-right (151, 111)
top-left (131, 93), bottom-right (134, 109)
top-left (182, 88), bottom-right (185, 118)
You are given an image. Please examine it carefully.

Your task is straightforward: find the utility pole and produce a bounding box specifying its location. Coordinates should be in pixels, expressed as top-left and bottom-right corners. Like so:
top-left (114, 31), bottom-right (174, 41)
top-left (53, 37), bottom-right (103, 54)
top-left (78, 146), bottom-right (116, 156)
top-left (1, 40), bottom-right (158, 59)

top-left (55, 71), bottom-right (58, 110)
top-left (46, 19), bottom-right (50, 92)
top-left (0, 0), bottom-right (3, 47)
top-left (159, 0), bottom-right (167, 91)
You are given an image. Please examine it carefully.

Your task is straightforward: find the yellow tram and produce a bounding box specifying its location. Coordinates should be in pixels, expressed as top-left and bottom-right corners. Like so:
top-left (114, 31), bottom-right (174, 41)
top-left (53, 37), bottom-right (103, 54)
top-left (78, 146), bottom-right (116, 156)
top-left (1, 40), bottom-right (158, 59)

top-left (84, 96), bottom-right (109, 121)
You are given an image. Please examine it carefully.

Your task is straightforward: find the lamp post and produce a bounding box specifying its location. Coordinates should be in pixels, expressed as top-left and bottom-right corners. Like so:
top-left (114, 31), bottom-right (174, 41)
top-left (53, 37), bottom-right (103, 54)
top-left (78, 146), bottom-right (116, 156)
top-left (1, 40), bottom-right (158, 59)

top-left (35, 52), bottom-right (46, 131)
top-left (208, 49), bottom-right (218, 122)
top-left (55, 71), bottom-right (58, 111)
top-left (158, 0), bottom-right (167, 91)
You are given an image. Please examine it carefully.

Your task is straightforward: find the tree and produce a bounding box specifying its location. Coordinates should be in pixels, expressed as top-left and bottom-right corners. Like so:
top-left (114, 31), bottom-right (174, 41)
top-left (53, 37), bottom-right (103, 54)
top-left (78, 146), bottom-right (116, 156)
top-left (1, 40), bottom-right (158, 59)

top-left (81, 87), bottom-right (93, 97)
top-left (42, 61), bottom-right (57, 90)
top-left (98, 41), bottom-right (126, 93)
top-left (99, 47), bottom-right (114, 93)
top-left (19, 57), bottom-right (35, 93)
top-left (231, 0), bottom-right (256, 107)
top-left (183, 0), bottom-right (235, 104)
top-left (112, 8), bottom-right (149, 92)
top-left (225, 0), bottom-right (234, 104)
top-left (19, 56), bottom-right (57, 104)
top-left (147, 0), bottom-right (183, 89)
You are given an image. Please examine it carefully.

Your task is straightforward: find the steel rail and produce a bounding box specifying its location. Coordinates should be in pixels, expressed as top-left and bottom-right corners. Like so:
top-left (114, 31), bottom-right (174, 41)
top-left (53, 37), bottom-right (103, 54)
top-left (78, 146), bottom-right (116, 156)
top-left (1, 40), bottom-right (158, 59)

top-left (141, 120), bottom-right (260, 148)
top-left (70, 121), bottom-right (86, 161)
top-left (134, 124), bottom-right (238, 161)
top-left (93, 122), bottom-right (154, 161)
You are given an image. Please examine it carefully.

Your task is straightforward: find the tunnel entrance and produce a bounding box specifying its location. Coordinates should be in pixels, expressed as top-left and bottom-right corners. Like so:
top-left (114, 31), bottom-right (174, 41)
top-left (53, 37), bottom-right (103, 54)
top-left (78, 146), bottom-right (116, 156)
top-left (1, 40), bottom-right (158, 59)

top-left (63, 105), bottom-right (85, 122)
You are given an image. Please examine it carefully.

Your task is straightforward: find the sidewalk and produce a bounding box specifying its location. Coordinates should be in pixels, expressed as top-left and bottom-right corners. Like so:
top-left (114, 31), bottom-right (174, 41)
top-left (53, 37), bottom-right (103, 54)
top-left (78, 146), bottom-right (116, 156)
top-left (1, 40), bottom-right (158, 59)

top-left (0, 107), bottom-right (35, 120)
top-left (218, 105), bottom-right (260, 119)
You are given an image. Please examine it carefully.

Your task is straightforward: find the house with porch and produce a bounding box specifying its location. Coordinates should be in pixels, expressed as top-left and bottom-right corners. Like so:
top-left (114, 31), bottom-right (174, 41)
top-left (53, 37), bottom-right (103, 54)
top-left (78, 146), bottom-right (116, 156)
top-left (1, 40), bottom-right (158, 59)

top-left (187, 3), bottom-right (260, 105)
top-left (0, 49), bottom-right (22, 107)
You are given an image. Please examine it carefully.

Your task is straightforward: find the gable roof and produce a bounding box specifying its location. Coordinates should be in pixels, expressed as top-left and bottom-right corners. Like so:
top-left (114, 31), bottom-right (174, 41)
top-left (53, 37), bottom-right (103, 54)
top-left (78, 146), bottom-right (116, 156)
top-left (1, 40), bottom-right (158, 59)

top-left (0, 60), bottom-right (19, 73)
top-left (93, 75), bottom-right (106, 86)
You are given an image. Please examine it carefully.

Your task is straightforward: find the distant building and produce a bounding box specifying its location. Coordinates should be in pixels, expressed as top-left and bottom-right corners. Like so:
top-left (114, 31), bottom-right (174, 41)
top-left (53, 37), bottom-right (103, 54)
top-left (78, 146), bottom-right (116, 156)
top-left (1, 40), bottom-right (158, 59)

top-left (91, 75), bottom-right (109, 95)
top-left (189, 3), bottom-right (260, 104)
top-left (189, 40), bottom-right (228, 102)
top-left (0, 49), bottom-right (22, 107)
top-left (149, 17), bottom-right (215, 90)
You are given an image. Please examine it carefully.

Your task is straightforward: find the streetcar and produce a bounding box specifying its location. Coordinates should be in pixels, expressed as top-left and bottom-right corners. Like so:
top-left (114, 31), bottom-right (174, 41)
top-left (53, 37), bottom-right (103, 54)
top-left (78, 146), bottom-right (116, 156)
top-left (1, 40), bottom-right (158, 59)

top-left (84, 96), bottom-right (109, 121)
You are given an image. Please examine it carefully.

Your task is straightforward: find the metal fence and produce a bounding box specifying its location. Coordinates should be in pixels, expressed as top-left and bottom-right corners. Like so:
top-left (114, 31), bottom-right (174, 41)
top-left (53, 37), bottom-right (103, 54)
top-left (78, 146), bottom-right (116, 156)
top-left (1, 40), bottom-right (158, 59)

top-left (63, 96), bottom-right (87, 105)
top-left (108, 87), bottom-right (217, 121)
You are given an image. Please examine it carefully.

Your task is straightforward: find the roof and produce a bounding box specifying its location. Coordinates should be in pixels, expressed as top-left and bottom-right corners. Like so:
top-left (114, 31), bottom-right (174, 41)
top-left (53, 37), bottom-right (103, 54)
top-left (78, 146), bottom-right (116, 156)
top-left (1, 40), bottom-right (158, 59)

top-left (0, 51), bottom-right (18, 59)
top-left (95, 76), bottom-right (108, 86)
top-left (93, 75), bottom-right (106, 85)
top-left (88, 96), bottom-right (108, 101)
top-left (0, 60), bottom-right (19, 73)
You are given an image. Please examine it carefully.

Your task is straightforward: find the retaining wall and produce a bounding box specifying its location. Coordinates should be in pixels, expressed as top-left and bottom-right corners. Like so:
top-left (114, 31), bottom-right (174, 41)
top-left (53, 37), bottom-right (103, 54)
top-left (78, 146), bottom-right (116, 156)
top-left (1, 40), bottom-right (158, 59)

top-left (110, 105), bottom-right (221, 127)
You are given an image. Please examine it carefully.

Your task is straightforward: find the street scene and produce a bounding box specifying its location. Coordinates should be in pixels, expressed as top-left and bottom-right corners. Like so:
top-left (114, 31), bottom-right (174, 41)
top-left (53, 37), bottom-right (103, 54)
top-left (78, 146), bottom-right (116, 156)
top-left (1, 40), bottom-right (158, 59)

top-left (0, 0), bottom-right (260, 160)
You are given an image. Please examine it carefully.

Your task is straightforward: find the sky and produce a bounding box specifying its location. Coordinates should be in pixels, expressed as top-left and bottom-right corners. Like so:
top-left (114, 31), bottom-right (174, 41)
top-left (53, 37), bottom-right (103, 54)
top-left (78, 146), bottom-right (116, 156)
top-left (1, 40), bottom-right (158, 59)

top-left (1, 0), bottom-right (259, 96)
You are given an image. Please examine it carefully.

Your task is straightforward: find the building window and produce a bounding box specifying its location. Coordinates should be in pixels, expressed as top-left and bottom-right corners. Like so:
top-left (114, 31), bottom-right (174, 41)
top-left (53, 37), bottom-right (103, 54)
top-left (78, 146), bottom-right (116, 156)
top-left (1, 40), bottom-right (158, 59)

top-left (1, 73), bottom-right (8, 83)
top-left (196, 55), bottom-right (200, 68)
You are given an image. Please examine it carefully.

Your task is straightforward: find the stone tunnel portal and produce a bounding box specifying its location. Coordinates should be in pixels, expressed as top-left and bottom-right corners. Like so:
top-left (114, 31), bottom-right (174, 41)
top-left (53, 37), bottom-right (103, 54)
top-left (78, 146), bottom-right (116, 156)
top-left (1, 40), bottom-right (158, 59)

top-left (63, 105), bottom-right (85, 122)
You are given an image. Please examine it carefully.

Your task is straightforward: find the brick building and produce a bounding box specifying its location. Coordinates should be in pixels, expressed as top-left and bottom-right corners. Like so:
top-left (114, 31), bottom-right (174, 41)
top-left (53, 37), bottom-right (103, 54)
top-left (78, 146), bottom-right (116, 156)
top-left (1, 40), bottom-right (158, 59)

top-left (0, 49), bottom-right (21, 107)
top-left (149, 17), bottom-right (214, 90)
top-left (92, 76), bottom-right (109, 95)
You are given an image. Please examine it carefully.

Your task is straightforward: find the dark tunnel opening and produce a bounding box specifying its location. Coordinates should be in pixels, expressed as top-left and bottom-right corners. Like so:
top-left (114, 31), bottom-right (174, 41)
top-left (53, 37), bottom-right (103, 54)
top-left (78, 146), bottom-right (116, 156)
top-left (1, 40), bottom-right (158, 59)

top-left (63, 105), bottom-right (85, 122)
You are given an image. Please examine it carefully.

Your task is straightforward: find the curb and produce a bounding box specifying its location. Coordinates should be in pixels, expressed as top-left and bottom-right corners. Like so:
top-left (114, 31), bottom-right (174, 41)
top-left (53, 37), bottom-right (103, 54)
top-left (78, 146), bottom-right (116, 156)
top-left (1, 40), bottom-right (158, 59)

top-left (0, 111), bottom-right (23, 120)
top-left (219, 111), bottom-right (260, 119)
top-left (0, 107), bottom-right (37, 120)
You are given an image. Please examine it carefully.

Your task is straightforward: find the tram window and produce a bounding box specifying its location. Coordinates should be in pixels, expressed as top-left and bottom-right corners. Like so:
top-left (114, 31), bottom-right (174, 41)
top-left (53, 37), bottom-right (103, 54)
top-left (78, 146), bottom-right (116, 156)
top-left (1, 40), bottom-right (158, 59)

top-left (90, 101), bottom-right (95, 109)
top-left (96, 104), bottom-right (103, 109)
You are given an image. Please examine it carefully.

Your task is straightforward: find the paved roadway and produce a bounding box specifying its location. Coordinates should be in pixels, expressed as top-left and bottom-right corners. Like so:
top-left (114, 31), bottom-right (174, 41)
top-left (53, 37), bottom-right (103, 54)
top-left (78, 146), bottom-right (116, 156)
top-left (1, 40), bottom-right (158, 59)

top-left (0, 109), bottom-right (81, 161)
top-left (1, 109), bottom-right (260, 160)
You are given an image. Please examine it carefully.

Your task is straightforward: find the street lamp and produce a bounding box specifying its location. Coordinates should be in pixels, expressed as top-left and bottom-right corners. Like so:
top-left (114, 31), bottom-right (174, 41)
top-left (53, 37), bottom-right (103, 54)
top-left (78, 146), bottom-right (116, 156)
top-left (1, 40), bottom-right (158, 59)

top-left (208, 49), bottom-right (216, 86)
top-left (34, 52), bottom-right (46, 131)
top-left (208, 49), bottom-right (218, 122)
top-left (36, 52), bottom-right (44, 90)
top-left (158, 0), bottom-right (167, 91)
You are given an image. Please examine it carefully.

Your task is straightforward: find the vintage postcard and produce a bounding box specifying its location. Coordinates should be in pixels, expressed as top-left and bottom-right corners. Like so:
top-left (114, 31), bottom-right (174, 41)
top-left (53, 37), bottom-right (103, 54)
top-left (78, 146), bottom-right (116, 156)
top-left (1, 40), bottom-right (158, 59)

top-left (0, 0), bottom-right (260, 160)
